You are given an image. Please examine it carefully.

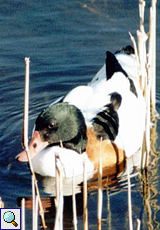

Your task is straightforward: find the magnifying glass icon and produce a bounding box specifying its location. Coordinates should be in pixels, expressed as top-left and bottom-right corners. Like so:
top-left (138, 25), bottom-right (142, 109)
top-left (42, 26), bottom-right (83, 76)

top-left (3, 211), bottom-right (18, 227)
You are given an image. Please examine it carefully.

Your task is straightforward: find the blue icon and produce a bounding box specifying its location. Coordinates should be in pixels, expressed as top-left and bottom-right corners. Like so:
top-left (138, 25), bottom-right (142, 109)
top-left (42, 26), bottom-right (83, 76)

top-left (0, 208), bottom-right (21, 229)
top-left (3, 211), bottom-right (18, 227)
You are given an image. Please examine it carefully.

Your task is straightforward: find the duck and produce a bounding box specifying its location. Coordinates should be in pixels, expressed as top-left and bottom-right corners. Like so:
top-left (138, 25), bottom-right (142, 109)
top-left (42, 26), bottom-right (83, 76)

top-left (16, 45), bottom-right (146, 178)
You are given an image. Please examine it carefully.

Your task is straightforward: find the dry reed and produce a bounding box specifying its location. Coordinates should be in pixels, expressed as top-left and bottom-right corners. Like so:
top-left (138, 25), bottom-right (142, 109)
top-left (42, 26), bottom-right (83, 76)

top-left (21, 198), bottom-right (25, 230)
top-left (54, 154), bottom-right (64, 230)
top-left (22, 58), bottom-right (46, 229)
top-left (137, 219), bottom-right (141, 230)
top-left (97, 139), bottom-right (103, 230)
top-left (128, 1), bottom-right (157, 229)
top-left (127, 160), bottom-right (133, 230)
top-left (83, 159), bottom-right (88, 230)
top-left (0, 197), bottom-right (4, 208)
top-left (72, 172), bottom-right (78, 230)
top-left (129, 0), bottom-right (157, 169)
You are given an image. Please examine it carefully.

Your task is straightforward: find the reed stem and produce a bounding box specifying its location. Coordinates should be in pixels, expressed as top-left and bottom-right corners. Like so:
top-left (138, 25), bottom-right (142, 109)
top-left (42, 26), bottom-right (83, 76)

top-left (72, 172), bottom-right (78, 230)
top-left (130, 0), bottom-right (157, 169)
top-left (0, 197), bottom-right (4, 208)
top-left (22, 58), bottom-right (30, 149)
top-left (137, 219), bottom-right (141, 230)
top-left (97, 139), bottom-right (102, 230)
top-left (54, 155), bottom-right (64, 230)
top-left (22, 58), bottom-right (46, 229)
top-left (106, 189), bottom-right (112, 230)
top-left (83, 159), bottom-right (88, 230)
top-left (21, 198), bottom-right (25, 230)
top-left (32, 175), bottom-right (36, 229)
top-left (127, 160), bottom-right (133, 230)
top-left (35, 196), bottom-right (39, 230)
top-left (150, 0), bottom-right (157, 119)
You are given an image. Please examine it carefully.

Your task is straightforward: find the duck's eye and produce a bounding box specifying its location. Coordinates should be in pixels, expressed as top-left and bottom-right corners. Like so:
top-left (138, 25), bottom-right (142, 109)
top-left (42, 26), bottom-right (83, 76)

top-left (48, 122), bottom-right (57, 129)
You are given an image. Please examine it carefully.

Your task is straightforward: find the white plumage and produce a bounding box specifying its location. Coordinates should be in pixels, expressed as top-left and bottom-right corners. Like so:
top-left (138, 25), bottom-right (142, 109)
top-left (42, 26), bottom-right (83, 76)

top-left (17, 48), bottom-right (146, 178)
top-left (64, 52), bottom-right (145, 157)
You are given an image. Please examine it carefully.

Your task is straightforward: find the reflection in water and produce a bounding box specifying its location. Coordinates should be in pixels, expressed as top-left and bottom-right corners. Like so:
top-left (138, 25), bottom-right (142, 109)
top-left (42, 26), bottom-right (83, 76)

top-left (16, 119), bottom-right (160, 229)
top-left (141, 120), bottom-right (160, 230)
top-left (17, 194), bottom-right (83, 229)
top-left (0, 1), bottom-right (159, 229)
top-left (17, 148), bottom-right (143, 229)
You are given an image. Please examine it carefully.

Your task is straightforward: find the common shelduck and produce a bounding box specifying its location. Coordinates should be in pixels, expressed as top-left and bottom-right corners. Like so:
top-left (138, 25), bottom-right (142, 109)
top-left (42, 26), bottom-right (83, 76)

top-left (16, 45), bottom-right (146, 178)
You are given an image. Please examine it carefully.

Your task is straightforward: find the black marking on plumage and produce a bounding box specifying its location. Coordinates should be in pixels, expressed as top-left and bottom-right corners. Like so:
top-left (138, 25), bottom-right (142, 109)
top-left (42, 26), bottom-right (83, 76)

top-left (115, 45), bottom-right (135, 55)
top-left (128, 79), bottom-right (138, 97)
top-left (110, 92), bottom-right (122, 111)
top-left (106, 51), bottom-right (128, 80)
top-left (92, 92), bottom-right (121, 141)
top-left (106, 51), bottom-right (138, 97)
top-left (93, 104), bottom-right (119, 141)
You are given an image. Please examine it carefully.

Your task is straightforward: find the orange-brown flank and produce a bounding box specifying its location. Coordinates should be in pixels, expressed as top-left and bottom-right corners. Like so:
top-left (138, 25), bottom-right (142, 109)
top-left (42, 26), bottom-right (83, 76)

top-left (86, 128), bottom-right (125, 170)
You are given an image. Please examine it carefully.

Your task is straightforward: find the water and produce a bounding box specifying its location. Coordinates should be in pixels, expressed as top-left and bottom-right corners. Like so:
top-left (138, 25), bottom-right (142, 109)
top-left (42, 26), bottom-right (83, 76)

top-left (0, 0), bottom-right (160, 229)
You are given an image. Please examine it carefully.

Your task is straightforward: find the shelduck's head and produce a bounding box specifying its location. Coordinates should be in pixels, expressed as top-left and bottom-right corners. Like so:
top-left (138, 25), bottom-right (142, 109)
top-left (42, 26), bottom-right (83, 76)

top-left (17, 103), bottom-right (87, 162)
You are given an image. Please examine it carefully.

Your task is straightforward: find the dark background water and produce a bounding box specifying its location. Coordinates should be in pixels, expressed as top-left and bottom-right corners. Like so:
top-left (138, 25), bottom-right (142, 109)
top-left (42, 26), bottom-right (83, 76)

top-left (0, 0), bottom-right (160, 229)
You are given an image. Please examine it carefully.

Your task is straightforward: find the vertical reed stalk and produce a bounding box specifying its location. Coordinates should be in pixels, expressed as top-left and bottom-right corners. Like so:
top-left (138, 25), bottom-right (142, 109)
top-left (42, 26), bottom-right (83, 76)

top-left (22, 58), bottom-right (46, 229)
top-left (150, 0), bottom-right (157, 119)
top-left (72, 172), bottom-right (78, 230)
top-left (137, 1), bottom-right (149, 168)
top-left (144, 90), bottom-right (151, 167)
top-left (106, 189), bottom-right (112, 230)
top-left (83, 159), bottom-right (88, 230)
top-left (138, 0), bottom-right (148, 94)
top-left (35, 196), bottom-right (39, 230)
top-left (0, 197), bottom-right (4, 208)
top-left (144, 0), bottom-right (157, 166)
top-left (141, 0), bottom-right (151, 167)
top-left (127, 160), bottom-right (133, 230)
top-left (130, 0), bottom-right (157, 169)
top-left (55, 154), bottom-right (60, 207)
top-left (137, 219), bottom-right (141, 230)
top-left (32, 175), bottom-right (36, 230)
top-left (21, 198), bottom-right (25, 230)
top-left (22, 58), bottom-right (30, 149)
top-left (54, 155), bottom-right (64, 230)
top-left (129, 32), bottom-right (140, 83)
top-left (97, 139), bottom-right (103, 230)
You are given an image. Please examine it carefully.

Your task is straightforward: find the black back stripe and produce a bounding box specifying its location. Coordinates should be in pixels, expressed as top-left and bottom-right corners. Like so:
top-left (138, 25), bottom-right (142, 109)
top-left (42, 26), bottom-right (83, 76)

top-left (92, 104), bottom-right (119, 141)
top-left (96, 110), bottom-right (118, 134)
top-left (93, 117), bottom-right (115, 141)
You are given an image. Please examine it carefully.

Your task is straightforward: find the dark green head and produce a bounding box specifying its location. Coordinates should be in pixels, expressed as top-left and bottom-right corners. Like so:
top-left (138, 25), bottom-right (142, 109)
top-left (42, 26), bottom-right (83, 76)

top-left (35, 102), bottom-right (87, 153)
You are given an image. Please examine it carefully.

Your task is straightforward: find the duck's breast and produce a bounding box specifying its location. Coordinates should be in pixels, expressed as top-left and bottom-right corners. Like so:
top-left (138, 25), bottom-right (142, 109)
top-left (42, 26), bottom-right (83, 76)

top-left (31, 146), bottom-right (94, 177)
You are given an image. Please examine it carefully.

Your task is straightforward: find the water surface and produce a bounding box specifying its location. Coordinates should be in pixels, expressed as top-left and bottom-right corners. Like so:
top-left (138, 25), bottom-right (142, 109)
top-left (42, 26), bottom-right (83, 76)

top-left (0, 0), bottom-right (160, 229)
